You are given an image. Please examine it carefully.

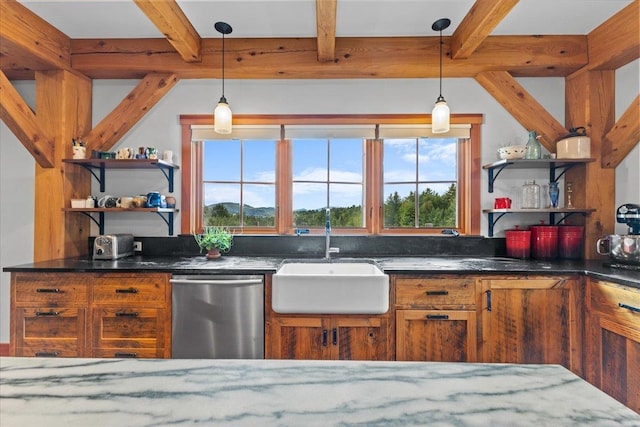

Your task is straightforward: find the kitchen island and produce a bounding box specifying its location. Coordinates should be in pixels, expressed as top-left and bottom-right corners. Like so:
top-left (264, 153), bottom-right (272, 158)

top-left (1, 357), bottom-right (639, 426)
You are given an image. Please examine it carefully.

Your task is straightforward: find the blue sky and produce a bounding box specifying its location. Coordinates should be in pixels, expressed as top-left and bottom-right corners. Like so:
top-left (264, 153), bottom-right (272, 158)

top-left (203, 137), bottom-right (457, 210)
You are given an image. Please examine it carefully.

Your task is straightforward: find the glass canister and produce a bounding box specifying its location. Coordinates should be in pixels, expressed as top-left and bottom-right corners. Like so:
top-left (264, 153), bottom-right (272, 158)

top-left (524, 130), bottom-right (542, 160)
top-left (521, 180), bottom-right (540, 209)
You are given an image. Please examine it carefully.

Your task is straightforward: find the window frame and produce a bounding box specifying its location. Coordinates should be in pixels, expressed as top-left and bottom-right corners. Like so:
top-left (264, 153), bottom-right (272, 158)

top-left (180, 114), bottom-right (482, 236)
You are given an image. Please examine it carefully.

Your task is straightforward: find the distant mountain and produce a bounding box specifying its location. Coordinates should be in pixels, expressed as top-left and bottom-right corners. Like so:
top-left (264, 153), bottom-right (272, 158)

top-left (208, 202), bottom-right (275, 217)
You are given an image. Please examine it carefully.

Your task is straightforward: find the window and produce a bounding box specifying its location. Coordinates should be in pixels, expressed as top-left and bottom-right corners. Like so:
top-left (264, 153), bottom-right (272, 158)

top-left (292, 138), bottom-right (365, 228)
top-left (202, 139), bottom-right (277, 227)
top-left (382, 137), bottom-right (458, 228)
top-left (181, 115), bottom-right (481, 235)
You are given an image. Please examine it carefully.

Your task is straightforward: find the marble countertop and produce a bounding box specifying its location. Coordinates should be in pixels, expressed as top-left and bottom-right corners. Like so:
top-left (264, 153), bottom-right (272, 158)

top-left (4, 256), bottom-right (639, 288)
top-left (1, 357), bottom-right (638, 426)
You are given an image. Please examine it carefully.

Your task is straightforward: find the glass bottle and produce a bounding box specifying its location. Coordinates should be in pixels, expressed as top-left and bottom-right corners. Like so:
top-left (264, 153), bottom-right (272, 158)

top-left (548, 181), bottom-right (559, 208)
top-left (524, 130), bottom-right (542, 160)
top-left (521, 180), bottom-right (540, 209)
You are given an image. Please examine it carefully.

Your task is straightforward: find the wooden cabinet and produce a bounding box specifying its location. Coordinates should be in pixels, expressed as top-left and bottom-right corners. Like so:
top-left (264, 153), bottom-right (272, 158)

top-left (585, 279), bottom-right (640, 413)
top-left (479, 276), bottom-right (584, 375)
top-left (265, 277), bottom-right (392, 361)
top-left (267, 315), bottom-right (390, 360)
top-left (10, 272), bottom-right (171, 358)
top-left (90, 274), bottom-right (170, 358)
top-left (395, 276), bottom-right (478, 362)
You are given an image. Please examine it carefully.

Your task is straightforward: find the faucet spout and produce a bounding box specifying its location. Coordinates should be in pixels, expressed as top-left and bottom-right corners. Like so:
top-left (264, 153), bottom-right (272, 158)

top-left (325, 208), bottom-right (339, 259)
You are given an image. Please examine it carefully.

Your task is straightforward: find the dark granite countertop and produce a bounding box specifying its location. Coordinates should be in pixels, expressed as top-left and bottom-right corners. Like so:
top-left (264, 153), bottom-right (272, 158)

top-left (4, 256), bottom-right (639, 289)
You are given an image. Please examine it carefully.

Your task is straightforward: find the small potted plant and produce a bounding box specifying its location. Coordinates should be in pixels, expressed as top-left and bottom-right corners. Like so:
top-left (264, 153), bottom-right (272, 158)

top-left (194, 226), bottom-right (234, 259)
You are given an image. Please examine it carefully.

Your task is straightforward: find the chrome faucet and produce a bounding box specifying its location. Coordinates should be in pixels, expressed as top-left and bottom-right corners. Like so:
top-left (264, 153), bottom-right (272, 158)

top-left (325, 208), bottom-right (340, 259)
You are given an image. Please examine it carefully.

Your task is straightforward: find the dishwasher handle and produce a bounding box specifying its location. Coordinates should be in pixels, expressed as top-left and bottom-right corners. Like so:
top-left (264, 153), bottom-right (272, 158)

top-left (170, 278), bottom-right (263, 286)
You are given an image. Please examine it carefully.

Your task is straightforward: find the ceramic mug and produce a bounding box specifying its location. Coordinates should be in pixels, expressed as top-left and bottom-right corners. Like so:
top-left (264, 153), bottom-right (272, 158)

top-left (494, 197), bottom-right (512, 209)
top-left (72, 145), bottom-right (86, 159)
top-left (146, 147), bottom-right (158, 159)
top-left (120, 196), bottom-right (134, 208)
top-left (162, 150), bottom-right (173, 162)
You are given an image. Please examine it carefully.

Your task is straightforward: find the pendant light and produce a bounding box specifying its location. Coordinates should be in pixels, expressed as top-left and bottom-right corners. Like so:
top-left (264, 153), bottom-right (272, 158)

top-left (214, 21), bottom-right (233, 134)
top-left (431, 18), bottom-right (451, 134)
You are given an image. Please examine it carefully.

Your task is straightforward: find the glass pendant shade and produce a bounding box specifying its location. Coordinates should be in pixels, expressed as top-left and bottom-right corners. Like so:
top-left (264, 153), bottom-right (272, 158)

top-left (214, 97), bottom-right (232, 134)
top-left (431, 96), bottom-right (450, 134)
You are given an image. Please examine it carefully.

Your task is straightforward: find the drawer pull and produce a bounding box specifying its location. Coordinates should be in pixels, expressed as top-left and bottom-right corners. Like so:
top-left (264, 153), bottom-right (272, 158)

top-left (115, 312), bottom-right (139, 317)
top-left (115, 287), bottom-right (138, 294)
top-left (36, 288), bottom-right (60, 293)
top-left (35, 311), bottom-right (60, 316)
top-left (426, 314), bottom-right (450, 320)
top-left (114, 352), bottom-right (138, 358)
top-left (35, 351), bottom-right (59, 357)
top-left (332, 328), bottom-right (338, 346)
top-left (426, 290), bottom-right (449, 296)
top-left (322, 329), bottom-right (328, 347)
top-left (619, 303), bottom-right (640, 313)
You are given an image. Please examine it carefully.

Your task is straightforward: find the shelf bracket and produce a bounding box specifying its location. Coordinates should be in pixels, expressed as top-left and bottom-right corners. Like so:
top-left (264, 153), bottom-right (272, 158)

top-left (156, 165), bottom-right (175, 192)
top-left (550, 211), bottom-right (585, 225)
top-left (487, 212), bottom-right (508, 237)
top-left (77, 163), bottom-right (107, 192)
top-left (487, 163), bottom-right (511, 193)
top-left (550, 163), bottom-right (580, 183)
top-left (155, 211), bottom-right (175, 235)
top-left (78, 211), bottom-right (105, 235)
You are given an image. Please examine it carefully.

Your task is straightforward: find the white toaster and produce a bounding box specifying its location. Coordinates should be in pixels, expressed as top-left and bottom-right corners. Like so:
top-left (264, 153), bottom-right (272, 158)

top-left (93, 234), bottom-right (134, 259)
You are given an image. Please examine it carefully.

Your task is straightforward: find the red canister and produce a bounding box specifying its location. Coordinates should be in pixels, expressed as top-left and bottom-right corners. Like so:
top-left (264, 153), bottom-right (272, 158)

top-left (505, 227), bottom-right (532, 259)
top-left (558, 225), bottom-right (584, 259)
top-left (530, 224), bottom-right (559, 259)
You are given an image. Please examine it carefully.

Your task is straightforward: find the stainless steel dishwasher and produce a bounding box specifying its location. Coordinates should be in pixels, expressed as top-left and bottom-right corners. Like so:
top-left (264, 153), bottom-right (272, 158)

top-left (170, 275), bottom-right (264, 359)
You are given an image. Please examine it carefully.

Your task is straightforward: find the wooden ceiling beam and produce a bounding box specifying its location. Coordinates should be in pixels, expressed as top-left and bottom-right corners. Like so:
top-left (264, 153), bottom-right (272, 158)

top-left (475, 70), bottom-right (568, 149)
top-left (451, 0), bottom-right (519, 59)
top-left (602, 95), bottom-right (640, 168)
top-left (586, 0), bottom-right (639, 71)
top-left (316, 0), bottom-right (337, 62)
top-left (0, 70), bottom-right (54, 167)
top-left (63, 35), bottom-right (587, 80)
top-left (82, 73), bottom-right (179, 152)
top-left (0, 0), bottom-right (71, 72)
top-left (133, 0), bottom-right (202, 63)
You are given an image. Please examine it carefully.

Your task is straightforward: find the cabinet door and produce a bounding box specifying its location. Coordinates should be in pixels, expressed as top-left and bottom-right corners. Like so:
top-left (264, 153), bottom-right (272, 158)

top-left (586, 280), bottom-right (640, 413)
top-left (396, 310), bottom-right (476, 362)
top-left (480, 277), bottom-right (583, 373)
top-left (334, 317), bottom-right (391, 361)
top-left (267, 317), bottom-right (331, 360)
top-left (14, 308), bottom-right (86, 357)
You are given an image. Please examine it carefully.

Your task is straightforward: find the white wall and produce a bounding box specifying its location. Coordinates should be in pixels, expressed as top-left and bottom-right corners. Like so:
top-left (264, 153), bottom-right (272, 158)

top-left (1, 66), bottom-right (638, 342)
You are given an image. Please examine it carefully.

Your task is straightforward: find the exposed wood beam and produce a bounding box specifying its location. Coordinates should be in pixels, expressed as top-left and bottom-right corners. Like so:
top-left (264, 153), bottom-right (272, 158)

top-left (602, 95), bottom-right (640, 168)
top-left (0, 70), bottom-right (54, 167)
top-left (82, 73), bottom-right (179, 152)
top-left (64, 35), bottom-right (587, 80)
top-left (316, 0), bottom-right (337, 62)
top-left (0, 0), bottom-right (72, 72)
top-left (451, 0), bottom-right (519, 59)
top-left (475, 70), bottom-right (568, 149)
top-left (133, 0), bottom-right (201, 63)
top-left (586, 0), bottom-right (639, 71)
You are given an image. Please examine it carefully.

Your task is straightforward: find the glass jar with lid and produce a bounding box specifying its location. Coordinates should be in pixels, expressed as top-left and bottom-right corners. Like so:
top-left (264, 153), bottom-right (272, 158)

top-left (521, 180), bottom-right (541, 209)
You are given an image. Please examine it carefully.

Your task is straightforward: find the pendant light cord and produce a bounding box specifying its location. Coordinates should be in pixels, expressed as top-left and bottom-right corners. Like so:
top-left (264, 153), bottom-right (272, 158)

top-left (438, 29), bottom-right (443, 98)
top-left (221, 32), bottom-right (225, 99)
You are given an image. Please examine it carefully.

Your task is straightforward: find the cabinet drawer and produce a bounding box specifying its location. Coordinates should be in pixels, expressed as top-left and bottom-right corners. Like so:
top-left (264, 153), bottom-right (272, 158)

top-left (91, 276), bottom-right (167, 305)
top-left (92, 308), bottom-right (166, 349)
top-left (13, 274), bottom-right (88, 306)
top-left (590, 281), bottom-right (640, 327)
top-left (92, 348), bottom-right (166, 359)
top-left (396, 277), bottom-right (476, 308)
top-left (14, 308), bottom-right (86, 357)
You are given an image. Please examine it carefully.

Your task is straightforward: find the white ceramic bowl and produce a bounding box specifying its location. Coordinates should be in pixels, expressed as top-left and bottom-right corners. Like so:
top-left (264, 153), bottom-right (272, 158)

top-left (498, 145), bottom-right (526, 160)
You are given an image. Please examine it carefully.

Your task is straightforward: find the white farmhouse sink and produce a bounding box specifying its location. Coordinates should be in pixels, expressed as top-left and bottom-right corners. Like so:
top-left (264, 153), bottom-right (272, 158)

top-left (272, 260), bottom-right (389, 314)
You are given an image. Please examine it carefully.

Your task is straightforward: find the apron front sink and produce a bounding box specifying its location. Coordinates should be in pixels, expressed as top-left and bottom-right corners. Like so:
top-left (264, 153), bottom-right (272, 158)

top-left (272, 260), bottom-right (389, 314)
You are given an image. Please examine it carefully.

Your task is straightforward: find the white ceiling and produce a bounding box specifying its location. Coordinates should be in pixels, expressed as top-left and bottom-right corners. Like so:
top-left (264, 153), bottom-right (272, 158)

top-left (17, 0), bottom-right (634, 39)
